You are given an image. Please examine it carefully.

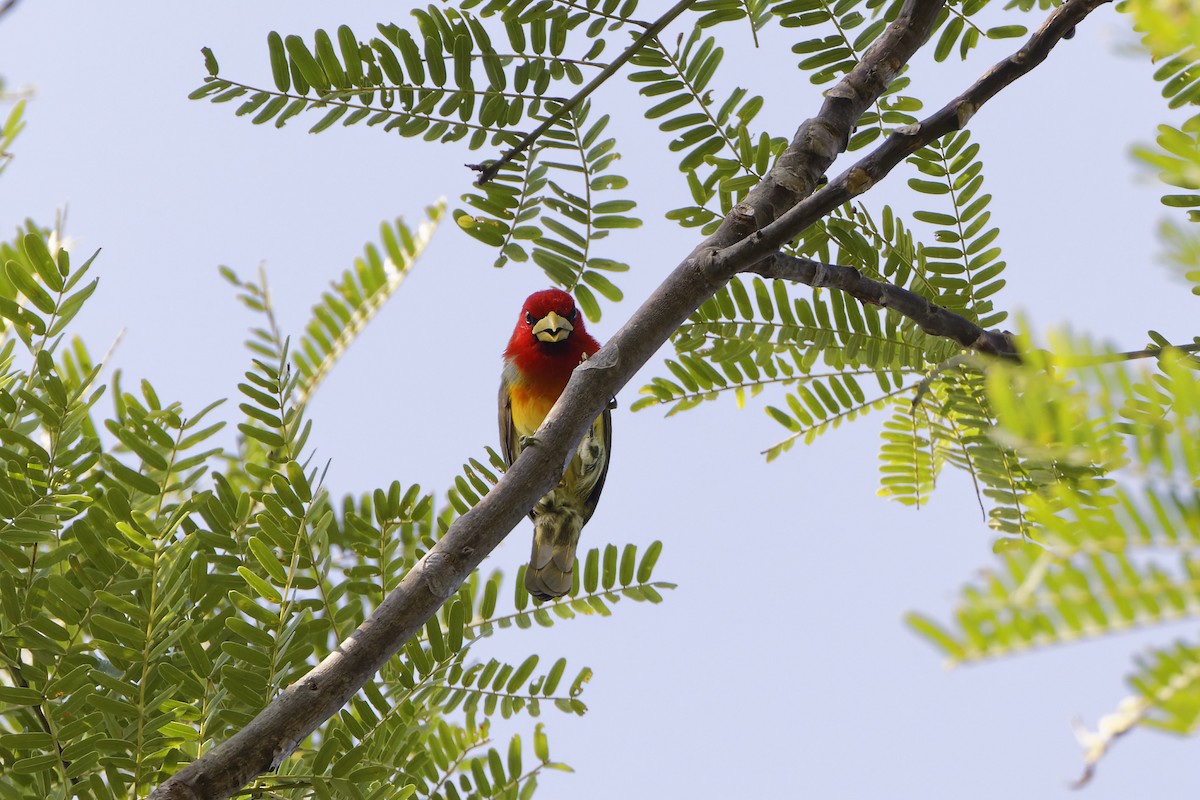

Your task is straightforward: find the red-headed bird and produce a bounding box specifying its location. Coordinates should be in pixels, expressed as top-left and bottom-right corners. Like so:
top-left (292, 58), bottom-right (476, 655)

top-left (500, 289), bottom-right (612, 600)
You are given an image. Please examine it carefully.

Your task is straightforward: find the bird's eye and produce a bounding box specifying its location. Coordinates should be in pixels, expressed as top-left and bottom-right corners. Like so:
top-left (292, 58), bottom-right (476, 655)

top-left (525, 312), bottom-right (535, 325)
top-left (568, 307), bottom-right (578, 322)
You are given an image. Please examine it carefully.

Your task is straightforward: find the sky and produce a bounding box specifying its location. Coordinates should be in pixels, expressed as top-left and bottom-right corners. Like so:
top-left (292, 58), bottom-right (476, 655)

top-left (1, 2), bottom-right (1198, 798)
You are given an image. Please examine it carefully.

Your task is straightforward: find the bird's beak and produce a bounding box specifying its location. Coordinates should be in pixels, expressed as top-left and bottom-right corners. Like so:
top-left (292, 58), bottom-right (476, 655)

top-left (532, 311), bottom-right (573, 343)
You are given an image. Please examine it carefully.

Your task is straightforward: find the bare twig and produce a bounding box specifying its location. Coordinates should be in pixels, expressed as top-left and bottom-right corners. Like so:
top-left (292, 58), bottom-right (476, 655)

top-left (0, 0), bottom-right (20, 21)
top-left (147, 3), bottom-right (1129, 797)
top-left (749, 253), bottom-right (1018, 358)
top-left (468, 0), bottom-right (697, 185)
top-left (1113, 342), bottom-right (1200, 361)
top-left (752, 254), bottom-right (1199, 365)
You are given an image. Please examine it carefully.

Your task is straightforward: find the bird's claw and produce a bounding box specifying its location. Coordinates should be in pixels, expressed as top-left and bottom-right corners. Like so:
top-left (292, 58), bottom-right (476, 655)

top-left (519, 434), bottom-right (540, 450)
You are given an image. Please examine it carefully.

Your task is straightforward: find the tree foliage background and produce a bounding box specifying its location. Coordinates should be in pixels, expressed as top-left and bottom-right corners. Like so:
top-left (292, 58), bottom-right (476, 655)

top-left (2, 0), bottom-right (1200, 797)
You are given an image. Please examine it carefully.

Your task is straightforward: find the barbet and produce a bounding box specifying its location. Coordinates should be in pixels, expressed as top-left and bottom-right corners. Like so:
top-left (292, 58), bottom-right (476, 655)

top-left (499, 289), bottom-right (612, 600)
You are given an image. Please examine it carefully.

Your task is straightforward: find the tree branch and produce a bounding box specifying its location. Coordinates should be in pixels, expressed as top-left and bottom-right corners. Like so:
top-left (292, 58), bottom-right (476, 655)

top-left (150, 2), bottom-right (1149, 797)
top-left (709, 0), bottom-right (947, 248)
top-left (1058, 340), bottom-right (1200, 364)
top-left (709, 0), bottom-right (1111, 278)
top-left (468, 0), bottom-right (697, 185)
top-left (749, 253), bottom-right (1018, 358)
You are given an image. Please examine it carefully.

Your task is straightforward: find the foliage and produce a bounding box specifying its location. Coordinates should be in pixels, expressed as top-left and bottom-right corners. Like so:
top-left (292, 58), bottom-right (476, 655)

top-left (185, 1), bottom-right (1034, 321)
top-left (635, 126), bottom-right (1006, 478)
top-left (188, 0), bottom-right (1199, 780)
top-left (0, 216), bottom-right (673, 798)
top-left (1127, 0), bottom-right (1200, 222)
top-left (899, 0), bottom-right (1200, 778)
top-left (0, 99), bottom-right (24, 177)
top-left (187, 0), bottom-right (1200, 774)
top-left (1159, 218), bottom-right (1200, 294)
top-left (190, 7), bottom-right (641, 321)
top-left (0, 0), bottom-right (1195, 791)
top-left (905, 335), bottom-right (1200, 776)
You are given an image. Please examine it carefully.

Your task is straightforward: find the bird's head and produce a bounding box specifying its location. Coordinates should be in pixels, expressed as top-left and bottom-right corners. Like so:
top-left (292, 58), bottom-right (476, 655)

top-left (504, 289), bottom-right (599, 371)
top-left (515, 288), bottom-right (584, 346)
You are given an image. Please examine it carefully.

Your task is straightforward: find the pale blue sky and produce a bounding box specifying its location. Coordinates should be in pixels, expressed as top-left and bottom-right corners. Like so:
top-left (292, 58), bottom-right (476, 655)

top-left (1, 2), bottom-right (1196, 798)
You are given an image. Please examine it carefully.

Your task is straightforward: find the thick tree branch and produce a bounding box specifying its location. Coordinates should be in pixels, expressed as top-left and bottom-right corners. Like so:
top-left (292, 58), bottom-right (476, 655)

top-left (151, 3), bottom-right (1153, 798)
top-left (750, 253), bottom-right (1018, 358)
top-left (709, 0), bottom-right (1112, 278)
top-left (710, 0), bottom-right (946, 248)
top-left (468, 0), bottom-right (697, 185)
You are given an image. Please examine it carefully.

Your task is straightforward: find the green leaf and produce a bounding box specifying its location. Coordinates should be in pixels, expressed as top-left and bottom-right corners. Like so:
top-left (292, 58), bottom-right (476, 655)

top-left (986, 25), bottom-right (1028, 40)
top-left (22, 234), bottom-right (63, 292)
top-left (637, 540), bottom-right (662, 582)
top-left (107, 458), bottom-right (161, 496)
top-left (285, 34), bottom-right (330, 93)
top-left (248, 535), bottom-right (289, 584)
top-left (238, 422), bottom-right (285, 448)
top-left (0, 686), bottom-right (44, 705)
top-left (202, 46), bottom-right (220, 76)
top-left (238, 565), bottom-right (283, 603)
top-left (5, 260), bottom-right (55, 314)
top-left (268, 32), bottom-right (291, 92)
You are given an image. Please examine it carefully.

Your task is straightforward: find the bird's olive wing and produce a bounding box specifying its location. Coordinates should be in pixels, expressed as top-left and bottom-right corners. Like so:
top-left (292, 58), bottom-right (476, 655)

top-left (581, 405), bottom-right (612, 525)
top-left (498, 376), bottom-right (536, 522)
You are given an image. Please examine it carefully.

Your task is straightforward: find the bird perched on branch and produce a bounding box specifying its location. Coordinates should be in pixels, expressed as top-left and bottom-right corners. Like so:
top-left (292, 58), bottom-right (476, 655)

top-left (500, 288), bottom-right (612, 601)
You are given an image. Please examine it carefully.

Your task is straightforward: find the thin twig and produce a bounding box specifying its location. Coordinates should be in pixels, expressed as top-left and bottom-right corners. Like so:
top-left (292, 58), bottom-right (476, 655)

top-left (749, 253), bottom-right (1018, 358)
top-left (752, 254), bottom-right (1199, 366)
top-left (1113, 342), bottom-right (1200, 361)
top-left (468, 0), bottom-right (698, 185)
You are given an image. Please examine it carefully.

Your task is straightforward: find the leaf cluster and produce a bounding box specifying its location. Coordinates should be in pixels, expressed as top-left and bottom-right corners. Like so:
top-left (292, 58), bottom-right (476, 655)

top-left (0, 215), bottom-right (672, 800)
top-left (908, 335), bottom-right (1200, 755)
top-left (182, 0), bottom-right (1200, 779)
top-left (193, 6), bottom-right (645, 321)
top-left (190, 0), bottom-right (1044, 323)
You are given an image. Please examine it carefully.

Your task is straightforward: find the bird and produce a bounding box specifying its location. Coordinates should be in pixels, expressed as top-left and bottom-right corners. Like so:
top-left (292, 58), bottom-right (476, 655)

top-left (499, 288), bottom-right (612, 601)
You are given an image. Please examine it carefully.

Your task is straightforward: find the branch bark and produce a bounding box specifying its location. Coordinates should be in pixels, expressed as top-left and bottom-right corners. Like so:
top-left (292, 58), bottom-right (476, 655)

top-left (710, 0), bottom-right (947, 247)
top-left (147, 2), bottom-right (1115, 797)
top-left (710, 0), bottom-right (1111, 277)
top-left (750, 253), bottom-right (1018, 358)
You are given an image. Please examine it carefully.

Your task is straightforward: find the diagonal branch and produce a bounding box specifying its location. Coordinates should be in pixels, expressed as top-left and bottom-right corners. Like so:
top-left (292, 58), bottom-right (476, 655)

top-left (709, 0), bottom-right (1110, 277)
top-left (751, 258), bottom-right (1197, 368)
top-left (749, 252), bottom-right (1018, 358)
top-left (468, 0), bottom-right (697, 185)
top-left (147, 2), bottom-right (1138, 797)
top-left (710, 0), bottom-right (946, 247)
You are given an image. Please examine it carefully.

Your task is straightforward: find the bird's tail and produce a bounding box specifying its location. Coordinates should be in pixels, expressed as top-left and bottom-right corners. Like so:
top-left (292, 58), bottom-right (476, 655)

top-left (524, 511), bottom-right (582, 601)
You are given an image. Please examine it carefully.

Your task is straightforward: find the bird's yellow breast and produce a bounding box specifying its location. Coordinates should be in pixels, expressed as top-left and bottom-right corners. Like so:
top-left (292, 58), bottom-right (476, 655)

top-left (509, 384), bottom-right (557, 438)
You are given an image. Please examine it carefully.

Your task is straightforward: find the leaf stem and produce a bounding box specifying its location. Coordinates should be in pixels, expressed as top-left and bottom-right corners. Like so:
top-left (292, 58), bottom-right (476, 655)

top-left (470, 0), bottom-right (699, 184)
